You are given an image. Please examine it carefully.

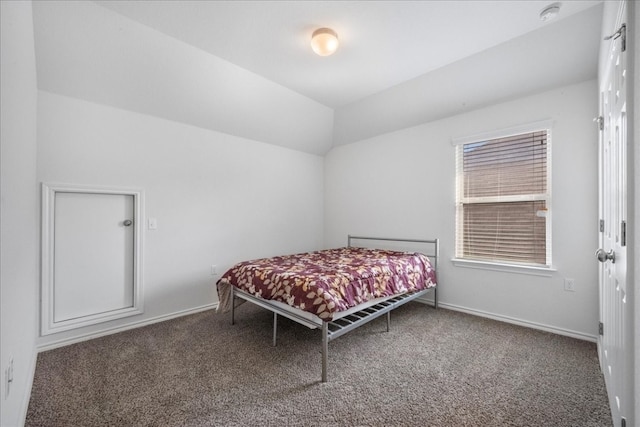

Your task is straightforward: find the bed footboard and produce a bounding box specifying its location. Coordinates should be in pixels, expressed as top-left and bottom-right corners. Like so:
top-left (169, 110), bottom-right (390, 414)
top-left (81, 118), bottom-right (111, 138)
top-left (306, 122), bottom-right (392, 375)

top-left (321, 288), bottom-right (430, 382)
top-left (229, 236), bottom-right (439, 382)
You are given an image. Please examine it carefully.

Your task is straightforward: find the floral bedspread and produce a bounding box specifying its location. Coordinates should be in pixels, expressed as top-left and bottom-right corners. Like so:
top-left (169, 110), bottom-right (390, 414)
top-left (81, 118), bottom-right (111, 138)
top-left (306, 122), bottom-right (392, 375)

top-left (216, 247), bottom-right (437, 321)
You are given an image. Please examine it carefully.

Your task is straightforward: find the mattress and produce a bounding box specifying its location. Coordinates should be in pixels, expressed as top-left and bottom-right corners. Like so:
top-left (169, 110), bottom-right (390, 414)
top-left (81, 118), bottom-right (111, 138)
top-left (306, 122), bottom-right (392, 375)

top-left (217, 246), bottom-right (437, 321)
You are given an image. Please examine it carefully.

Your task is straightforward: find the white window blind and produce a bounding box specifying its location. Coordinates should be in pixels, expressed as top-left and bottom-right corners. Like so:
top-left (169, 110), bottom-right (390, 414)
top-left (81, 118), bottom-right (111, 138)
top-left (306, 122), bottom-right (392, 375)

top-left (455, 126), bottom-right (551, 266)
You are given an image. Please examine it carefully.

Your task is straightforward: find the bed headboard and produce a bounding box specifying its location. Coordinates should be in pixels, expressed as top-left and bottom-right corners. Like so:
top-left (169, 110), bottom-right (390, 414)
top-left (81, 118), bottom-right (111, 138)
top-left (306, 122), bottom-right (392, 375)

top-left (347, 235), bottom-right (439, 272)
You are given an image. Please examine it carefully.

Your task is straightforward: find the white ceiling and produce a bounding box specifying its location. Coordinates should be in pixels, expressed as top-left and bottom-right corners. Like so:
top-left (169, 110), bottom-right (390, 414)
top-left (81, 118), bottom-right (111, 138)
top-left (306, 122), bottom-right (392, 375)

top-left (31, 1), bottom-right (604, 154)
top-left (94, 0), bottom-right (601, 108)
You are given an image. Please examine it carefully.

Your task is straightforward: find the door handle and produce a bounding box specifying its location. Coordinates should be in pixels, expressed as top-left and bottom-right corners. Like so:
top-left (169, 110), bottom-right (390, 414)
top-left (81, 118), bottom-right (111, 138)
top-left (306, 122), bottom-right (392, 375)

top-left (595, 248), bottom-right (615, 263)
top-left (123, 220), bottom-right (133, 227)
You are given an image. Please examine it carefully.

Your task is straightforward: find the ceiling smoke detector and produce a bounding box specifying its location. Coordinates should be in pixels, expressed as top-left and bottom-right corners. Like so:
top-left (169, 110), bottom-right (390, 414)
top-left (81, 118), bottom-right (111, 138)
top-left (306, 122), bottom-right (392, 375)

top-left (539, 3), bottom-right (561, 22)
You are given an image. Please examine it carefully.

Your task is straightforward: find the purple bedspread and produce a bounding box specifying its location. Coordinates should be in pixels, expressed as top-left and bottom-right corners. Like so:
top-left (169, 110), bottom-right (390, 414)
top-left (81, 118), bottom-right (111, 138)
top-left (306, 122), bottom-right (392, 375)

top-left (217, 247), bottom-right (437, 321)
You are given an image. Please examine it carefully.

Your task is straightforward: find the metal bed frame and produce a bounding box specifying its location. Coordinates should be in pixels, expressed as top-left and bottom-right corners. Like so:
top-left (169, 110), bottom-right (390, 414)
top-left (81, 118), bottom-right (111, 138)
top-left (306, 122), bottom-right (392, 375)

top-left (230, 235), bottom-right (439, 382)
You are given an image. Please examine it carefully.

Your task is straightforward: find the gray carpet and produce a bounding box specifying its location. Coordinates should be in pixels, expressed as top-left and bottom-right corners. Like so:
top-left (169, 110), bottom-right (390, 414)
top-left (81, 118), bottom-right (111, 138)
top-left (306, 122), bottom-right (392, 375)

top-left (26, 303), bottom-right (612, 426)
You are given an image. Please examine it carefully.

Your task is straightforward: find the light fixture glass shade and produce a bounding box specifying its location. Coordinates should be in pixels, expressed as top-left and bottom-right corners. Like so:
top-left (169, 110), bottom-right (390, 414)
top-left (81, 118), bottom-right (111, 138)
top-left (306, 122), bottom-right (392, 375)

top-left (311, 28), bottom-right (339, 56)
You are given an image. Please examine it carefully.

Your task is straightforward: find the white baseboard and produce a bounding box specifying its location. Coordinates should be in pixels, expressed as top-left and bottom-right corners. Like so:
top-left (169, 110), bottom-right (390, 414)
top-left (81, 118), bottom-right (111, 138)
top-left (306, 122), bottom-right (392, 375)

top-left (35, 298), bottom-right (596, 351)
top-left (20, 346), bottom-right (38, 426)
top-left (435, 302), bottom-right (597, 343)
top-left (37, 303), bottom-right (218, 352)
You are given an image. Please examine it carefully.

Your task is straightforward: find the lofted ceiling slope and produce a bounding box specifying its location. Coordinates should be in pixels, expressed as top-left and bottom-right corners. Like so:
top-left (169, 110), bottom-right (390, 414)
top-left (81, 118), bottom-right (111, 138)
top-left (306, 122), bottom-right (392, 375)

top-left (32, 1), bottom-right (603, 155)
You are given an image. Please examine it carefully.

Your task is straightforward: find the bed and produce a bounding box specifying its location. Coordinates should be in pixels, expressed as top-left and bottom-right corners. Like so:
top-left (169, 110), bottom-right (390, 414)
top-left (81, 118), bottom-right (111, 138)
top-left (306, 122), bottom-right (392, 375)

top-left (216, 235), bottom-right (438, 382)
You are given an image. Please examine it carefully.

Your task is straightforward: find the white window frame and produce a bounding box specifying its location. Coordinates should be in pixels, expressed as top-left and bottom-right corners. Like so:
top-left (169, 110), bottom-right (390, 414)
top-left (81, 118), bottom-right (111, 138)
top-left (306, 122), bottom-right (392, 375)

top-left (451, 120), bottom-right (555, 276)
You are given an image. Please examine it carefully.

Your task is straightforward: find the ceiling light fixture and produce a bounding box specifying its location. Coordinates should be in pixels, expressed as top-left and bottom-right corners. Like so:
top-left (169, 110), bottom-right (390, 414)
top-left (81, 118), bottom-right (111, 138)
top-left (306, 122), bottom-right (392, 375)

top-left (539, 2), bottom-right (561, 22)
top-left (311, 28), bottom-right (339, 56)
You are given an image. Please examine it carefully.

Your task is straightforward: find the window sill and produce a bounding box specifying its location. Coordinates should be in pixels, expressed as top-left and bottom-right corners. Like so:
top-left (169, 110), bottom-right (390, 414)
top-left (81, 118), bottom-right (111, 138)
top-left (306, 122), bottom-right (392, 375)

top-left (451, 258), bottom-right (557, 277)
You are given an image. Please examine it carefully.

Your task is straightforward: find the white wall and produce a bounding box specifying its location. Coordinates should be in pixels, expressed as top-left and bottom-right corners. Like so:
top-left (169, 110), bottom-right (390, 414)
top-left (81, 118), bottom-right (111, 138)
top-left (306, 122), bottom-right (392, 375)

top-left (0, 1), bottom-right (40, 425)
top-left (325, 80), bottom-right (599, 339)
top-left (333, 6), bottom-right (601, 148)
top-left (36, 91), bottom-right (324, 347)
top-left (32, 0), bottom-right (334, 156)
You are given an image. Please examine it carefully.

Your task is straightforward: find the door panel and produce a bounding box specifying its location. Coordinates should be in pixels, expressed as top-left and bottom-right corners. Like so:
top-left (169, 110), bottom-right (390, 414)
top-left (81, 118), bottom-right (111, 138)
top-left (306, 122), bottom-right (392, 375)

top-left (598, 10), bottom-right (629, 426)
top-left (53, 192), bottom-right (134, 322)
top-left (41, 184), bottom-right (143, 335)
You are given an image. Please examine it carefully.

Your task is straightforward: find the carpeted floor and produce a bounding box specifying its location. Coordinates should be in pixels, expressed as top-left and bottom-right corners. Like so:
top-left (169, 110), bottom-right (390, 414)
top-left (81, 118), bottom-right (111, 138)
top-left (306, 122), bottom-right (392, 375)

top-left (26, 303), bottom-right (612, 426)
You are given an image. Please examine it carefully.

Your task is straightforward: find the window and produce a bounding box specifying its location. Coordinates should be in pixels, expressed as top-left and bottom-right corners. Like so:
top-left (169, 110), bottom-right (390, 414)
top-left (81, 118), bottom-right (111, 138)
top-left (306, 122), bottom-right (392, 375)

top-left (453, 121), bottom-right (552, 268)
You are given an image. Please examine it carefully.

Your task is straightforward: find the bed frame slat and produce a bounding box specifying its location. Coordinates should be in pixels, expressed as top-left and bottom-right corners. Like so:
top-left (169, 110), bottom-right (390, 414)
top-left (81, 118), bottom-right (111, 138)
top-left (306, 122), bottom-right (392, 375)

top-left (326, 289), bottom-right (427, 342)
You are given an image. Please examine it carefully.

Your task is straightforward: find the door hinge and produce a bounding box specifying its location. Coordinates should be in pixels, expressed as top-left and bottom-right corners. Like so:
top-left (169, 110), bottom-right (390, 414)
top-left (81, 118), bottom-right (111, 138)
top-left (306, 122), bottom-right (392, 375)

top-left (600, 219), bottom-right (605, 233)
top-left (594, 116), bottom-right (604, 131)
top-left (604, 23), bottom-right (626, 52)
top-left (599, 322), bottom-right (604, 336)
top-left (621, 220), bottom-right (626, 246)
top-left (621, 417), bottom-right (626, 427)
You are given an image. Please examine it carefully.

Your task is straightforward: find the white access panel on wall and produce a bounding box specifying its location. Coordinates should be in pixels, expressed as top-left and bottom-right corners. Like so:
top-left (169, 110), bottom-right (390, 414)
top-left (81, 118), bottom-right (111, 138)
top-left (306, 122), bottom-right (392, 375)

top-left (41, 184), bottom-right (144, 335)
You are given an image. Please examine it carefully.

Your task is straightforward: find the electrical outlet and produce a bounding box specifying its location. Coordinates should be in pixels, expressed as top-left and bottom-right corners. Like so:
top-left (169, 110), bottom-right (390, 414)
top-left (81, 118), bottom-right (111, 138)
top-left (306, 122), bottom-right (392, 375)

top-left (564, 278), bottom-right (575, 292)
top-left (211, 265), bottom-right (217, 276)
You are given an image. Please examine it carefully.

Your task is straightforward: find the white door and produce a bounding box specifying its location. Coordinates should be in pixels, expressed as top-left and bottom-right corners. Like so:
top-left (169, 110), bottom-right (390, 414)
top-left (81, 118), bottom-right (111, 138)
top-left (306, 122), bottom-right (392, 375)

top-left (54, 192), bottom-right (135, 321)
top-left (597, 12), bottom-right (630, 427)
top-left (41, 184), bottom-right (144, 335)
